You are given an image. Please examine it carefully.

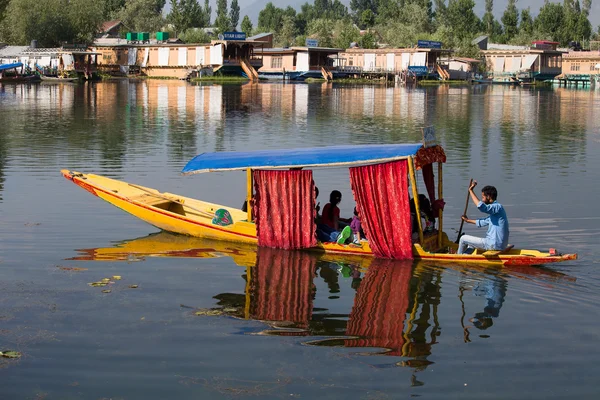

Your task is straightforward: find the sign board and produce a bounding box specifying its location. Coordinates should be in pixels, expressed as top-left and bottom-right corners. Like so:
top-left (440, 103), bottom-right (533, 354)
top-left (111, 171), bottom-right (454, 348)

top-left (306, 38), bottom-right (319, 47)
top-left (422, 126), bottom-right (436, 148)
top-left (408, 65), bottom-right (428, 75)
top-left (417, 40), bottom-right (442, 49)
top-left (222, 32), bottom-right (246, 41)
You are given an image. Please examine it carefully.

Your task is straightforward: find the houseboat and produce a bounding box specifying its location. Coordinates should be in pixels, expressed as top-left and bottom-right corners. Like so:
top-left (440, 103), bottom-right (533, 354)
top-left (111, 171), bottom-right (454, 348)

top-left (254, 45), bottom-right (342, 81)
top-left (559, 50), bottom-right (600, 87)
top-left (92, 32), bottom-right (264, 80)
top-left (337, 42), bottom-right (452, 81)
top-left (480, 40), bottom-right (564, 84)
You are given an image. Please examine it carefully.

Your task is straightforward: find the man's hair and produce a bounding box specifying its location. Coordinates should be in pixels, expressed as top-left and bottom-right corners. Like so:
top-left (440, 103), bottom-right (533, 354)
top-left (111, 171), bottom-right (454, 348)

top-left (482, 186), bottom-right (497, 201)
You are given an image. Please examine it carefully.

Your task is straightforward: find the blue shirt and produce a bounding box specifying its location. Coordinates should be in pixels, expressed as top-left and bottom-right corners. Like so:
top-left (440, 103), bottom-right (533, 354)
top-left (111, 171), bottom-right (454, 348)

top-left (476, 200), bottom-right (509, 250)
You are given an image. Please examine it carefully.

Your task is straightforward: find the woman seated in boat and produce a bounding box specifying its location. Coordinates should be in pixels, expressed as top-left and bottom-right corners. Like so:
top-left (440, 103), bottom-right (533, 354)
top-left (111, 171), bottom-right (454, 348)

top-left (410, 195), bottom-right (436, 243)
top-left (418, 194), bottom-right (436, 235)
top-left (316, 190), bottom-right (352, 244)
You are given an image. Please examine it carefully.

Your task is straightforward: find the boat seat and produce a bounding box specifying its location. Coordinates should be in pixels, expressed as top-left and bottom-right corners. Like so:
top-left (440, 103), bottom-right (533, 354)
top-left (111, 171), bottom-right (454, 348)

top-left (482, 244), bottom-right (514, 256)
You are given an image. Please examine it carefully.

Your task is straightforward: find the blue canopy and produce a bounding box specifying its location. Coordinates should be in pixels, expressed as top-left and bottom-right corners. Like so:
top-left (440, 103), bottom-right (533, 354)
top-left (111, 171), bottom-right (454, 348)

top-left (0, 62), bottom-right (24, 72)
top-left (182, 143), bottom-right (424, 174)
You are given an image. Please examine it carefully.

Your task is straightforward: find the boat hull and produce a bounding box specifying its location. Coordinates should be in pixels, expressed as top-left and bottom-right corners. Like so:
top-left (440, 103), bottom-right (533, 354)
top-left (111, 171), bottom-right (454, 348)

top-left (61, 170), bottom-right (577, 266)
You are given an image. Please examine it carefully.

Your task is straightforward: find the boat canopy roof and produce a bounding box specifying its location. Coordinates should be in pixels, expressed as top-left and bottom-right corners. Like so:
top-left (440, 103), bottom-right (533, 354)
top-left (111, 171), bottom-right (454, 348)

top-left (182, 143), bottom-right (425, 174)
top-left (0, 62), bottom-right (23, 71)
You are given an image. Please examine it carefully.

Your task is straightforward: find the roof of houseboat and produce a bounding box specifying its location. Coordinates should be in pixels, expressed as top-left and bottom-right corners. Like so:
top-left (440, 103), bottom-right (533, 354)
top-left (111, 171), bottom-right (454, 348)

top-left (182, 143), bottom-right (424, 174)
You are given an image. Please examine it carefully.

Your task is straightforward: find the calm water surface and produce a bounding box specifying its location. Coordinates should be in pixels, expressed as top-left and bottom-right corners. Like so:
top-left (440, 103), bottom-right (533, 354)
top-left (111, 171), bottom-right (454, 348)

top-left (1, 81), bottom-right (599, 399)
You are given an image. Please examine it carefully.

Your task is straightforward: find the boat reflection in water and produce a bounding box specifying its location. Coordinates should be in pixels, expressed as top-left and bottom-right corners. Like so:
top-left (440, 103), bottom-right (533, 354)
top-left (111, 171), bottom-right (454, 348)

top-left (71, 232), bottom-right (575, 378)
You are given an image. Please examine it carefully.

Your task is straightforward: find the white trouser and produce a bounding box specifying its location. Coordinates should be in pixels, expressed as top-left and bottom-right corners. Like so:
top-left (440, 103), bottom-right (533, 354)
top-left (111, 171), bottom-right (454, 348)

top-left (458, 235), bottom-right (488, 254)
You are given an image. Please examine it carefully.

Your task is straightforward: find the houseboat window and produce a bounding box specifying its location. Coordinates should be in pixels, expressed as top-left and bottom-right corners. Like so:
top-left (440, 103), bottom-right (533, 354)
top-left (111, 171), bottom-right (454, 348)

top-left (271, 56), bottom-right (282, 69)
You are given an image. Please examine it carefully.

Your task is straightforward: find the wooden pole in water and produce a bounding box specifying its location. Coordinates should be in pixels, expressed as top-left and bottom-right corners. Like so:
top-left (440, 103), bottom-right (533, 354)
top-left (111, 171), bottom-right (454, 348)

top-left (246, 168), bottom-right (253, 221)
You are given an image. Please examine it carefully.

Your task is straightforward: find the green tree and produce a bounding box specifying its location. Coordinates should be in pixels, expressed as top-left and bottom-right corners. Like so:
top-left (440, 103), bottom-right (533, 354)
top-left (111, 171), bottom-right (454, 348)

top-left (241, 15), bottom-right (253, 35)
top-left (258, 2), bottom-right (285, 32)
top-left (501, 0), bottom-right (519, 42)
top-left (118, 0), bottom-right (165, 33)
top-left (350, 0), bottom-right (376, 22)
top-left (179, 27), bottom-right (212, 43)
top-left (575, 7), bottom-right (592, 41)
top-left (376, 0), bottom-right (400, 25)
top-left (103, 0), bottom-right (126, 19)
top-left (275, 15), bottom-right (297, 46)
top-left (360, 9), bottom-right (375, 28)
top-left (167, 0), bottom-right (205, 34)
top-left (433, 0), bottom-right (447, 27)
top-left (519, 7), bottom-right (533, 34)
top-left (230, 0), bottom-right (240, 30)
top-left (332, 18), bottom-right (360, 48)
top-left (215, 0), bottom-right (231, 34)
top-left (0, 0), bottom-right (10, 21)
top-left (359, 30), bottom-right (377, 48)
top-left (68, 0), bottom-right (104, 44)
top-left (1, 0), bottom-right (71, 46)
top-left (446, 0), bottom-right (481, 41)
top-left (1, 0), bottom-right (103, 46)
top-left (534, 1), bottom-right (564, 43)
top-left (307, 18), bottom-right (334, 47)
top-left (482, 0), bottom-right (495, 34)
top-left (202, 0), bottom-right (211, 26)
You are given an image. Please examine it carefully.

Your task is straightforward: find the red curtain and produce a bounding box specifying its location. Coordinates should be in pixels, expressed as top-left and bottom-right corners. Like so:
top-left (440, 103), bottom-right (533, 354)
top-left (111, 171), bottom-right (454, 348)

top-left (421, 163), bottom-right (436, 204)
top-left (253, 169), bottom-right (317, 249)
top-left (345, 259), bottom-right (412, 356)
top-left (349, 160), bottom-right (413, 259)
top-left (251, 247), bottom-right (318, 329)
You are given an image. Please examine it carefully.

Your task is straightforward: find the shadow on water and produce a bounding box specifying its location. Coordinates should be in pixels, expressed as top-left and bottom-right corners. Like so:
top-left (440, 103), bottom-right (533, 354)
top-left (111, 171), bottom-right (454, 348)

top-left (70, 231), bottom-right (576, 383)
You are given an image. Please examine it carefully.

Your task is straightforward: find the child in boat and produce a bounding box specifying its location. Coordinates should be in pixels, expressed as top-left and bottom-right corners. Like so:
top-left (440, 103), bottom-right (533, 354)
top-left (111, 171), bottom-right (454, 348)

top-left (350, 207), bottom-right (367, 244)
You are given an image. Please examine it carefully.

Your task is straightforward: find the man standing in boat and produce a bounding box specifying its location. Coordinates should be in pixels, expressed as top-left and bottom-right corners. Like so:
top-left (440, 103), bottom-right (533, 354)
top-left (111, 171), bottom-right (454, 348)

top-left (458, 181), bottom-right (509, 254)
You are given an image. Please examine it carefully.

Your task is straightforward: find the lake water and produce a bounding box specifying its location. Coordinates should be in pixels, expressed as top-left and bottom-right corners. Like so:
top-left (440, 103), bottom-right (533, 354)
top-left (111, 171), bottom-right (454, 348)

top-left (1, 80), bottom-right (599, 399)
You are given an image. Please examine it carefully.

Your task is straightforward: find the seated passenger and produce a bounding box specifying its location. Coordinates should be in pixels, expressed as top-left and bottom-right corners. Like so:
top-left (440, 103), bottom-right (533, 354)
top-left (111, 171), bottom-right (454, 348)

top-left (316, 190), bottom-right (352, 244)
top-left (320, 190), bottom-right (351, 231)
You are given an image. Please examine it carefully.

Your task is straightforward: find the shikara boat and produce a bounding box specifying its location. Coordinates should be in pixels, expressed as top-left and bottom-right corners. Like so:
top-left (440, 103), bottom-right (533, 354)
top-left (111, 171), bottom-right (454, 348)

top-left (40, 75), bottom-right (78, 83)
top-left (61, 140), bottom-right (577, 266)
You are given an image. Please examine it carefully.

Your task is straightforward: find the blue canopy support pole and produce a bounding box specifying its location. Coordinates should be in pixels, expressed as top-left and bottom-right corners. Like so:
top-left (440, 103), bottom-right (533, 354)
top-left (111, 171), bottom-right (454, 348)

top-left (246, 168), bottom-right (253, 222)
top-left (408, 156), bottom-right (423, 244)
top-left (438, 162), bottom-right (443, 249)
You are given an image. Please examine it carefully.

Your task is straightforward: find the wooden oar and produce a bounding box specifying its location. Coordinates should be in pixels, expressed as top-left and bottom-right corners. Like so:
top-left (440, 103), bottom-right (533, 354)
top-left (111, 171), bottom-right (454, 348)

top-left (128, 183), bottom-right (214, 218)
top-left (455, 178), bottom-right (473, 243)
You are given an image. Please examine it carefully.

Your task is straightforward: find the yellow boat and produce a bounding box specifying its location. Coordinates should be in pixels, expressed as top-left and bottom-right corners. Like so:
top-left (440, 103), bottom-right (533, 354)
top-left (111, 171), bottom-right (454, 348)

top-left (61, 140), bottom-right (577, 266)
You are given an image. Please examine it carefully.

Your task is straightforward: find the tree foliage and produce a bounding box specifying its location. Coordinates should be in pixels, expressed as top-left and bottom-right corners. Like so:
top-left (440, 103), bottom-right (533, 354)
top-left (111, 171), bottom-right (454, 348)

top-left (241, 15), bottom-right (253, 35)
top-left (332, 18), bottom-right (360, 49)
top-left (445, 0), bottom-right (481, 42)
top-left (179, 27), bottom-right (212, 43)
top-left (258, 2), bottom-right (285, 32)
top-left (307, 18), bottom-right (334, 47)
top-left (167, 0), bottom-right (206, 34)
top-left (501, 0), bottom-right (519, 42)
top-left (0, 0), bottom-right (104, 46)
top-left (214, 0), bottom-right (231, 34)
top-left (230, 0), bottom-right (240, 30)
top-left (118, 0), bottom-right (165, 33)
top-left (519, 7), bottom-right (533, 34)
top-left (534, 1), bottom-right (565, 42)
